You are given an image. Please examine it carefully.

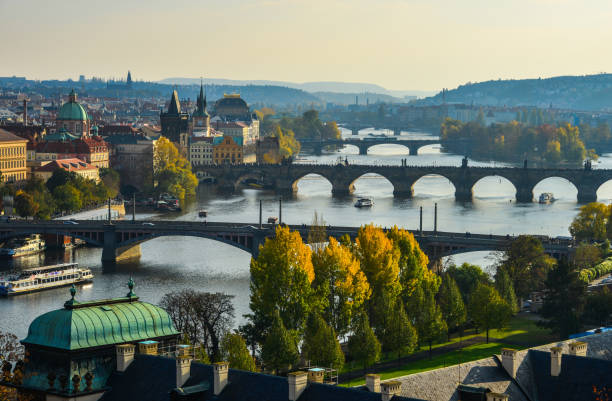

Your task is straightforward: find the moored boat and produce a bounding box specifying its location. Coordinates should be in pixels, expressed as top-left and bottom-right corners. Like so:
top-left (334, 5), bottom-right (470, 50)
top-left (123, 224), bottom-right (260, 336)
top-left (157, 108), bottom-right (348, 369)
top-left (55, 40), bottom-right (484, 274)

top-left (0, 263), bottom-right (94, 296)
top-left (199, 210), bottom-right (208, 218)
top-left (0, 235), bottom-right (46, 258)
top-left (354, 198), bottom-right (374, 208)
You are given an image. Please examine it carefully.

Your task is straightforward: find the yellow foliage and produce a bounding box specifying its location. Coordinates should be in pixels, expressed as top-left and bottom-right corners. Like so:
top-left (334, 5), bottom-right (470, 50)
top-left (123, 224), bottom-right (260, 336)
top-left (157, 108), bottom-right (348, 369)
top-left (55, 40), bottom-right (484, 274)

top-left (355, 224), bottom-right (401, 295)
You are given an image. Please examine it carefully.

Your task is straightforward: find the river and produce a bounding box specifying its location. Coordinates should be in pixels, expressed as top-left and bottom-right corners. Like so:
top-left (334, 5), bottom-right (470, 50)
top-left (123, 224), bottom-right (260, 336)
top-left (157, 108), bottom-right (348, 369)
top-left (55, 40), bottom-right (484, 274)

top-left (2, 127), bottom-right (612, 338)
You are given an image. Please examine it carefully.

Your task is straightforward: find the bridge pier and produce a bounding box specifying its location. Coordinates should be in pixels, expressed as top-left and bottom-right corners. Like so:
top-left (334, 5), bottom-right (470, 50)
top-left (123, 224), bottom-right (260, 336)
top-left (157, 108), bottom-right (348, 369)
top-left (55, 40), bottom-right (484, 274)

top-left (358, 145), bottom-right (368, 155)
top-left (515, 186), bottom-right (534, 203)
top-left (351, 128), bottom-right (359, 136)
top-left (577, 186), bottom-right (598, 203)
top-left (407, 146), bottom-right (417, 156)
top-left (313, 145), bottom-right (323, 156)
top-left (454, 182), bottom-right (473, 202)
top-left (102, 225), bottom-right (141, 264)
top-left (393, 129), bottom-right (402, 136)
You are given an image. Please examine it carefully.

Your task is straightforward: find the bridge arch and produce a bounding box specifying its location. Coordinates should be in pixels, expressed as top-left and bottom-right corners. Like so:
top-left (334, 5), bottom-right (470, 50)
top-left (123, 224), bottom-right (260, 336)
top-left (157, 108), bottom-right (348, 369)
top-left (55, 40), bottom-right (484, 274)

top-left (234, 172), bottom-right (266, 189)
top-left (414, 143), bottom-right (442, 155)
top-left (291, 172), bottom-right (335, 195)
top-left (533, 177), bottom-right (578, 201)
top-left (365, 143), bottom-right (411, 156)
top-left (350, 173), bottom-right (395, 196)
top-left (412, 174), bottom-right (456, 198)
top-left (471, 175), bottom-right (517, 200)
top-left (116, 232), bottom-right (255, 255)
top-left (0, 230), bottom-right (104, 247)
top-left (596, 179), bottom-right (612, 201)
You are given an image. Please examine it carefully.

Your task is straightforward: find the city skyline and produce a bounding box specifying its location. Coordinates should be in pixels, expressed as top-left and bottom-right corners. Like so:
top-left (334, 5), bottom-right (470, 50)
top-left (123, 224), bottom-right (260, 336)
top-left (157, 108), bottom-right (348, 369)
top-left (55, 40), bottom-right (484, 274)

top-left (2, 0), bottom-right (612, 91)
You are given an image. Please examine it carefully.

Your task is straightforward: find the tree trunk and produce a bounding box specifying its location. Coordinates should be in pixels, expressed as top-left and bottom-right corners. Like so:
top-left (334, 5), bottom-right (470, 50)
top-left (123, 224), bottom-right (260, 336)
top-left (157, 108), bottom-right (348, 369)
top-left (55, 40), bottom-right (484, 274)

top-left (429, 342), bottom-right (432, 359)
top-left (486, 328), bottom-right (489, 344)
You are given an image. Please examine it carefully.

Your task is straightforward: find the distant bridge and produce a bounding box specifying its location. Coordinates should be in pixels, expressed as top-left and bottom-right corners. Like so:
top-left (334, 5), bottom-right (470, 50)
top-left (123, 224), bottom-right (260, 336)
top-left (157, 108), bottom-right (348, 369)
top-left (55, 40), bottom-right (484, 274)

top-left (299, 137), bottom-right (446, 156)
top-left (193, 163), bottom-right (611, 202)
top-left (0, 220), bottom-right (573, 264)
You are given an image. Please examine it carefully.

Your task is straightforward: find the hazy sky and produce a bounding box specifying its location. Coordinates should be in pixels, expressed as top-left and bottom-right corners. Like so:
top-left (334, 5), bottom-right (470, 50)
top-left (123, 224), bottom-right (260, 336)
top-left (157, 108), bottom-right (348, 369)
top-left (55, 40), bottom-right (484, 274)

top-left (1, 0), bottom-right (611, 91)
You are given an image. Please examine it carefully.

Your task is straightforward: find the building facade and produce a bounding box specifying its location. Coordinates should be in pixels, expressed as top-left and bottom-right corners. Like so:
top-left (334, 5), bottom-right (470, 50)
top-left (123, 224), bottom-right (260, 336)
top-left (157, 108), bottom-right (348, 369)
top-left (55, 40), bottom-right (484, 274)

top-left (0, 128), bottom-right (28, 182)
top-left (105, 134), bottom-right (155, 191)
top-left (213, 135), bottom-right (243, 164)
top-left (34, 158), bottom-right (99, 182)
top-left (189, 136), bottom-right (213, 166)
top-left (256, 136), bottom-right (280, 163)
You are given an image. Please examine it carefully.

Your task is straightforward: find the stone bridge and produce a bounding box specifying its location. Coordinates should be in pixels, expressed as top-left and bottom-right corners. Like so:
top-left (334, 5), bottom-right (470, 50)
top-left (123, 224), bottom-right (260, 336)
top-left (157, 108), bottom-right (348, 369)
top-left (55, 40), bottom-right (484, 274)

top-left (0, 220), bottom-right (573, 264)
top-left (193, 163), bottom-right (612, 202)
top-left (300, 138), bottom-right (443, 156)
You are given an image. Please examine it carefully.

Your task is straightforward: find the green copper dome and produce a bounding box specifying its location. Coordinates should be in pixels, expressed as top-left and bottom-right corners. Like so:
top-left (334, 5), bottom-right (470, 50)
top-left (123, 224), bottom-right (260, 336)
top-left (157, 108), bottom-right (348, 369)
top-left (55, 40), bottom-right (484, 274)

top-left (22, 296), bottom-right (180, 350)
top-left (57, 89), bottom-right (89, 121)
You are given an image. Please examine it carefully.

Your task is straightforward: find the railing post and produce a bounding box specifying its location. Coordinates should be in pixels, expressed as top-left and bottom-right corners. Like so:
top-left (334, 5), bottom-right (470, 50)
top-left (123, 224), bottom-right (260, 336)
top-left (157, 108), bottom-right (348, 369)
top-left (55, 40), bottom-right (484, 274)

top-left (434, 203), bottom-right (437, 235)
top-left (419, 206), bottom-right (423, 235)
top-left (279, 198), bottom-right (282, 226)
top-left (259, 200), bottom-right (262, 229)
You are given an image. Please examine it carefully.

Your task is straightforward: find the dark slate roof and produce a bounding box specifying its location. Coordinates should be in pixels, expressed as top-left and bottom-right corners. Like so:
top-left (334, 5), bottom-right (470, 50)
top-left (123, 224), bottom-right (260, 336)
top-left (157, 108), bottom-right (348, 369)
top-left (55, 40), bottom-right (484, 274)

top-left (0, 127), bottom-right (28, 142)
top-left (168, 90), bottom-right (182, 115)
top-left (527, 350), bottom-right (612, 401)
top-left (100, 355), bottom-right (425, 401)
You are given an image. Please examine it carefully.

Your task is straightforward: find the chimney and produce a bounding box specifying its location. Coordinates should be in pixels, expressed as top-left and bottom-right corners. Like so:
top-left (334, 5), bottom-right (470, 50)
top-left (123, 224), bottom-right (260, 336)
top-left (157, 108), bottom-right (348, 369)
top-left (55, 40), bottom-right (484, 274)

top-left (288, 371), bottom-right (308, 401)
top-left (365, 374), bottom-right (380, 393)
top-left (500, 348), bottom-right (518, 378)
top-left (307, 368), bottom-right (324, 384)
top-left (568, 341), bottom-right (587, 357)
top-left (550, 346), bottom-right (562, 377)
top-left (486, 393), bottom-right (509, 401)
top-left (381, 381), bottom-right (402, 401)
top-left (115, 344), bottom-right (135, 372)
top-left (138, 340), bottom-right (158, 355)
top-left (213, 362), bottom-right (229, 395)
top-left (176, 355), bottom-right (192, 388)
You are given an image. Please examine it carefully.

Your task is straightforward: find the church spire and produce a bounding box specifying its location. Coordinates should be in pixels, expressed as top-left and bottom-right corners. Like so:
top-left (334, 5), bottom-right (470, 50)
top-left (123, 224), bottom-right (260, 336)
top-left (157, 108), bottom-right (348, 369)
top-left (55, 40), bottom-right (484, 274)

top-left (168, 90), bottom-right (181, 114)
top-left (194, 79), bottom-right (209, 117)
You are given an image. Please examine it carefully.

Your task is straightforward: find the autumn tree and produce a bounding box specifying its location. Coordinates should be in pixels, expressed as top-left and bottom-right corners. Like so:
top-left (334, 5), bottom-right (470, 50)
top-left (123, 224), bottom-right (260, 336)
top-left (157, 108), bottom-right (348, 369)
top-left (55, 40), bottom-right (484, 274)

top-left (468, 284), bottom-right (512, 343)
top-left (220, 333), bottom-right (257, 372)
top-left (14, 191), bottom-right (38, 218)
top-left (498, 235), bottom-right (555, 300)
top-left (53, 184), bottom-right (82, 212)
top-left (311, 237), bottom-right (370, 336)
top-left (437, 273), bottom-right (467, 339)
top-left (248, 226), bottom-right (314, 343)
top-left (261, 312), bottom-right (299, 375)
top-left (302, 313), bottom-right (344, 369)
top-left (572, 243), bottom-right (603, 269)
top-left (153, 136), bottom-right (198, 199)
top-left (570, 202), bottom-right (611, 241)
top-left (354, 225), bottom-right (400, 330)
top-left (347, 312), bottom-right (381, 370)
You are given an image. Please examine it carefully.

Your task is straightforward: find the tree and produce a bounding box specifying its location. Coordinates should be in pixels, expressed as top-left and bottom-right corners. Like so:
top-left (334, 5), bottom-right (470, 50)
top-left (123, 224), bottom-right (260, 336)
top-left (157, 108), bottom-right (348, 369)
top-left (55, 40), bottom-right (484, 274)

top-left (572, 243), bottom-right (603, 270)
top-left (437, 273), bottom-right (467, 339)
top-left (248, 226), bottom-right (314, 342)
top-left (411, 285), bottom-right (447, 357)
top-left (445, 263), bottom-right (491, 303)
top-left (160, 290), bottom-right (234, 361)
top-left (302, 313), bottom-right (344, 369)
top-left (499, 235), bottom-right (555, 300)
top-left (468, 284), bottom-right (512, 343)
top-left (378, 299), bottom-right (417, 360)
top-left (354, 225), bottom-right (400, 330)
top-left (14, 191), bottom-right (38, 218)
top-left (347, 312), bottom-right (381, 370)
top-left (261, 312), bottom-right (299, 375)
top-left (570, 202), bottom-right (610, 241)
top-left (53, 184), bottom-right (82, 212)
top-left (307, 211), bottom-right (327, 252)
top-left (220, 333), bottom-right (257, 372)
top-left (153, 137), bottom-right (198, 199)
top-left (311, 237), bottom-right (370, 336)
top-left (583, 288), bottom-right (612, 327)
top-left (539, 260), bottom-right (587, 339)
top-left (494, 269), bottom-right (519, 314)
top-left (99, 168), bottom-right (120, 198)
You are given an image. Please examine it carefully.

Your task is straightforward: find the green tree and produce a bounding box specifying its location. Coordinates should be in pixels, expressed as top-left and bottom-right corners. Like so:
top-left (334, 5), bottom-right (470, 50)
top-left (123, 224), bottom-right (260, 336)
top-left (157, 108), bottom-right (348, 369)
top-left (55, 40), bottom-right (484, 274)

top-left (13, 191), bottom-right (38, 218)
top-left (494, 269), bottom-right (519, 314)
top-left (378, 299), bottom-right (417, 360)
top-left (347, 312), bottom-right (381, 370)
top-left (468, 284), bottom-right (512, 343)
top-left (499, 235), bottom-right (556, 300)
top-left (539, 260), bottom-right (587, 339)
top-left (572, 243), bottom-right (603, 270)
top-left (261, 312), bottom-right (299, 375)
top-left (437, 273), bottom-right (467, 339)
top-left (99, 168), bottom-right (120, 198)
top-left (302, 313), bottom-right (344, 369)
top-left (445, 263), bottom-right (491, 303)
top-left (583, 288), bottom-right (612, 327)
top-left (411, 285), bottom-right (447, 357)
top-left (570, 202), bottom-right (610, 241)
top-left (248, 226), bottom-right (314, 343)
top-left (220, 333), bottom-right (257, 372)
top-left (311, 237), bottom-right (370, 336)
top-left (53, 184), bottom-right (82, 212)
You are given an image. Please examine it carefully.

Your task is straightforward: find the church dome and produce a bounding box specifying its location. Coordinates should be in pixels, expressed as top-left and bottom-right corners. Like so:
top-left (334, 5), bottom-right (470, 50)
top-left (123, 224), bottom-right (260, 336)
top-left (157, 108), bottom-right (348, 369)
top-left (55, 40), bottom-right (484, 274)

top-left (57, 90), bottom-right (89, 121)
top-left (214, 94), bottom-right (249, 118)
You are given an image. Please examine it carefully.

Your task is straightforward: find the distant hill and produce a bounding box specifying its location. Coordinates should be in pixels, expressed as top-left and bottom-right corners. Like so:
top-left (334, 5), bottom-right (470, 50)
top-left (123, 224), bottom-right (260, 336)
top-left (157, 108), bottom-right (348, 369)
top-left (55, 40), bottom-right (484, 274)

top-left (159, 77), bottom-right (433, 98)
top-left (312, 91), bottom-right (407, 105)
top-left (419, 74), bottom-right (612, 111)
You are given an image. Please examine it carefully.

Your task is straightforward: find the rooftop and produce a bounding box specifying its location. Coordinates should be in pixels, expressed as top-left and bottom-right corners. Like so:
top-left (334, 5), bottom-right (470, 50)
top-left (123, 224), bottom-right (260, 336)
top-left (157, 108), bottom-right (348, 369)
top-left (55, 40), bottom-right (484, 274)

top-left (0, 127), bottom-right (28, 143)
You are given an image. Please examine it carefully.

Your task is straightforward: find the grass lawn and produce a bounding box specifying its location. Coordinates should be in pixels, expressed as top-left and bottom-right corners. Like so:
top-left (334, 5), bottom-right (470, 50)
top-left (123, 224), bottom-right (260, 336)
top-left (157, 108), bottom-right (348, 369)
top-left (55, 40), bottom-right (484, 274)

top-left (341, 342), bottom-right (516, 387)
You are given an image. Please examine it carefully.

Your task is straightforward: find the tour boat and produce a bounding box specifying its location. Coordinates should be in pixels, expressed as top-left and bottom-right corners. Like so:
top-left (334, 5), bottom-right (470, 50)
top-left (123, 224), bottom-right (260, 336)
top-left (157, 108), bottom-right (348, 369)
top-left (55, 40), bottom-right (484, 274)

top-left (267, 216), bottom-right (278, 224)
top-left (199, 210), bottom-right (208, 218)
top-left (354, 198), bottom-right (374, 208)
top-left (539, 192), bottom-right (556, 204)
top-left (0, 263), bottom-right (94, 296)
top-left (0, 235), bottom-right (46, 258)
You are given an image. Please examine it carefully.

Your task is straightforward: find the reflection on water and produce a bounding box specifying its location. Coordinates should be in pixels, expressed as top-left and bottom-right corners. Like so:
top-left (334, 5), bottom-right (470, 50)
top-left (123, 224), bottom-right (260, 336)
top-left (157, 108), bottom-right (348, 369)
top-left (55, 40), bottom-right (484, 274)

top-left (2, 128), bottom-right (612, 338)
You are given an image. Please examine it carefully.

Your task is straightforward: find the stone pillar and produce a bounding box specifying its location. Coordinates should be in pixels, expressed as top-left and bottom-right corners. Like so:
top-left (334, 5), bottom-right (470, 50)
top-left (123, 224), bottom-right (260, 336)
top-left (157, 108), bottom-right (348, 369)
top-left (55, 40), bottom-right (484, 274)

top-left (454, 184), bottom-right (473, 202)
top-left (550, 346), bottom-right (562, 376)
top-left (351, 128), bottom-right (359, 136)
top-left (515, 185), bottom-right (534, 203)
top-left (365, 374), bottom-right (380, 393)
top-left (408, 146), bottom-right (417, 156)
top-left (331, 181), bottom-right (354, 197)
top-left (102, 224), bottom-right (117, 264)
top-left (393, 128), bottom-right (401, 136)
top-left (359, 144), bottom-right (368, 155)
top-left (392, 183), bottom-right (414, 198)
top-left (577, 185), bottom-right (597, 203)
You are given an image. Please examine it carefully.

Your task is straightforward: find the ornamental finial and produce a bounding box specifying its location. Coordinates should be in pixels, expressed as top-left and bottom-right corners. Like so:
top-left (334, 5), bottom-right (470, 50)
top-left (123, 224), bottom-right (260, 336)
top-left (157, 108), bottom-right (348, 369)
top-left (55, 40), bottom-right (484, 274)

top-left (70, 284), bottom-right (76, 300)
top-left (127, 277), bottom-right (136, 298)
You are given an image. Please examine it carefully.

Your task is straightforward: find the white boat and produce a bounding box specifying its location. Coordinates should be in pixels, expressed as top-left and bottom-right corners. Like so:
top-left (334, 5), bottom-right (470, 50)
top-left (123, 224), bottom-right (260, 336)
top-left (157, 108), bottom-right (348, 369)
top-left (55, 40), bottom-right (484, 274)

top-left (539, 192), bottom-right (556, 204)
top-left (354, 198), bottom-right (374, 208)
top-left (0, 263), bottom-right (94, 296)
top-left (0, 235), bottom-right (46, 258)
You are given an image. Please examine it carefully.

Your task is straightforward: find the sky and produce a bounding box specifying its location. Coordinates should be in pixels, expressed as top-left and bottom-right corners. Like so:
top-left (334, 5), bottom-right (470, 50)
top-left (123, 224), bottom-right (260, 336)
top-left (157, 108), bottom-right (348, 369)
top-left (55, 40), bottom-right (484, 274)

top-left (1, 0), bottom-right (612, 91)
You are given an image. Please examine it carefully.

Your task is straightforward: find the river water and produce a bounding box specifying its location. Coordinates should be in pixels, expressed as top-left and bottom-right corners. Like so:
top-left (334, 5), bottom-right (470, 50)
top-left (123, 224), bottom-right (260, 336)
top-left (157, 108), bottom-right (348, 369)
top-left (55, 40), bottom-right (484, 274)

top-left (3, 127), bottom-right (612, 338)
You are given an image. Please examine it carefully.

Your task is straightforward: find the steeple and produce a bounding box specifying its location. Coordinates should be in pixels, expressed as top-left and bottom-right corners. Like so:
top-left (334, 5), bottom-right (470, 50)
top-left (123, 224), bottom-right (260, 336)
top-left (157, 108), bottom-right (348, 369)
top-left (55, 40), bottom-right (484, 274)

top-left (168, 90), bottom-right (181, 114)
top-left (69, 89), bottom-right (77, 103)
top-left (127, 71), bottom-right (132, 84)
top-left (195, 80), bottom-right (209, 117)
